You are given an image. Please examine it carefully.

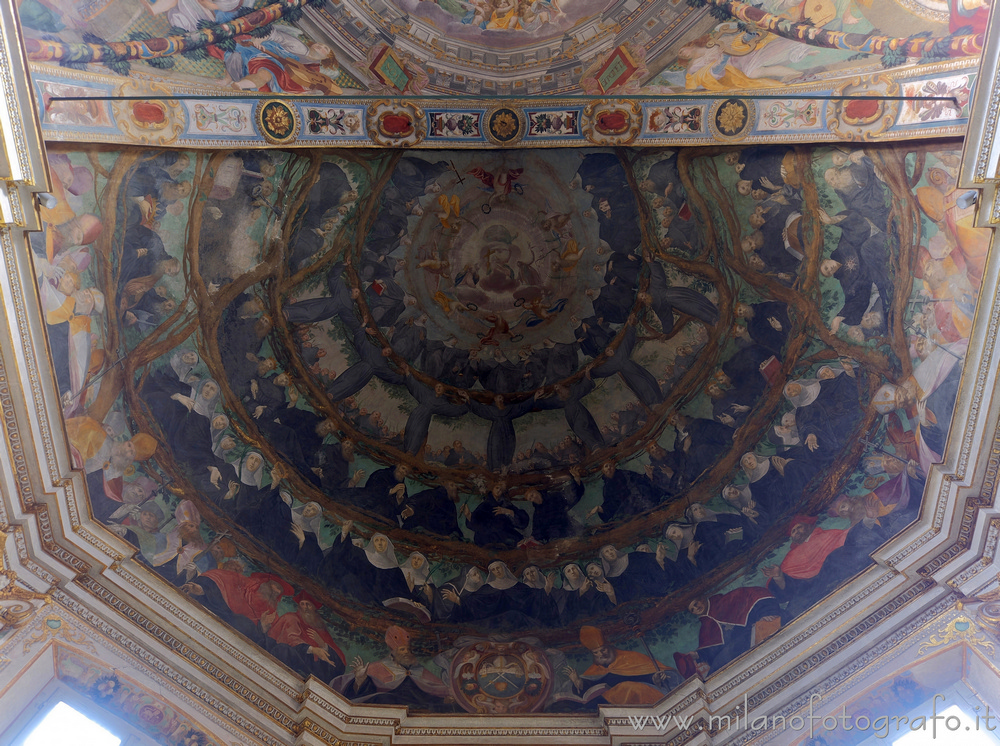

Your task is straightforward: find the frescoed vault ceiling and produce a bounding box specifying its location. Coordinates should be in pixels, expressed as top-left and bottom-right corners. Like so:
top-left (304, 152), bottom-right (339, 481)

top-left (5, 0), bottom-right (1000, 735)
top-left (16, 0), bottom-right (989, 99)
top-left (33, 137), bottom-right (989, 716)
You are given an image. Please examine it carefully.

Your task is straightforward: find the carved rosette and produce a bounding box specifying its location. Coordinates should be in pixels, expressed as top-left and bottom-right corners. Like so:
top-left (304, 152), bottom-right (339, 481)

top-left (484, 106), bottom-right (526, 147)
top-left (256, 99), bottom-right (300, 145)
top-left (708, 98), bottom-right (756, 142)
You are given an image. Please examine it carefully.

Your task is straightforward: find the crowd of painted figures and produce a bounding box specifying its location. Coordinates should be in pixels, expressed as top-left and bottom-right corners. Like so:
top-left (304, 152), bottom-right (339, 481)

top-left (274, 153), bottom-right (720, 475)
top-left (35, 142), bottom-right (980, 712)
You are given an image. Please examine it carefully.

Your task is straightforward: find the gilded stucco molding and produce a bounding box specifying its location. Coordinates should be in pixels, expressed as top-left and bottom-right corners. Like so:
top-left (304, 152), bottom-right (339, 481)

top-left (107, 562), bottom-right (301, 699)
top-left (21, 613), bottom-right (97, 654)
top-left (736, 578), bottom-right (938, 710)
top-left (0, 227), bottom-right (60, 484)
top-left (300, 718), bottom-right (382, 746)
top-left (703, 569), bottom-right (905, 704)
top-left (0, 525), bottom-right (51, 633)
top-left (946, 516), bottom-right (1000, 590)
top-left (729, 594), bottom-right (962, 745)
top-left (301, 691), bottom-right (400, 728)
top-left (395, 725), bottom-right (609, 737)
top-left (911, 452), bottom-right (1000, 582)
top-left (917, 614), bottom-right (997, 656)
top-left (976, 424), bottom-right (1000, 503)
top-left (8, 525), bottom-right (60, 588)
top-left (0, 349), bottom-right (74, 603)
top-left (947, 287), bottom-right (999, 481)
top-left (621, 722), bottom-right (704, 746)
top-left (812, 595), bottom-right (964, 695)
top-left (69, 576), bottom-right (302, 732)
top-left (966, 53), bottom-right (1000, 184)
top-left (0, 329), bottom-right (90, 576)
top-left (955, 301), bottom-right (1000, 488)
top-left (962, 0), bottom-right (1000, 190)
top-left (0, 0), bottom-right (42, 189)
top-left (43, 592), bottom-right (290, 746)
top-left (0, 606), bottom-right (273, 746)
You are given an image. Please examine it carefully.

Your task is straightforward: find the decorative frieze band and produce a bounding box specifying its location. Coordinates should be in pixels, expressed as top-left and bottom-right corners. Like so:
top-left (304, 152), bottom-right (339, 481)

top-left (33, 65), bottom-right (977, 149)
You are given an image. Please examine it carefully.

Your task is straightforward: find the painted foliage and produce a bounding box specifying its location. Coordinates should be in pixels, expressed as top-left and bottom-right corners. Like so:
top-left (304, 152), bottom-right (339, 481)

top-left (32, 141), bottom-right (985, 714)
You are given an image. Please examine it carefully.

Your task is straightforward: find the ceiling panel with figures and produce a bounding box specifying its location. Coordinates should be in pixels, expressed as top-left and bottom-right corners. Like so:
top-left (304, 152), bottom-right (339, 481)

top-left (17, 0), bottom-right (988, 99)
top-left (33, 138), bottom-right (989, 716)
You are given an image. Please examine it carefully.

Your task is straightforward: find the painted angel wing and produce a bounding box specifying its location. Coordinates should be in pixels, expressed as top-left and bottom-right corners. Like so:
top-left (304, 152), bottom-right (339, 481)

top-left (467, 167), bottom-right (495, 190)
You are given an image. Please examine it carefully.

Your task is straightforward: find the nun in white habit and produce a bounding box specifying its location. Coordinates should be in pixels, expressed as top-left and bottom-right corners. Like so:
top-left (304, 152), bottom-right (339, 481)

top-left (487, 560), bottom-right (519, 590)
top-left (290, 500), bottom-right (332, 573)
top-left (585, 563), bottom-right (618, 606)
top-left (401, 552), bottom-right (431, 594)
top-left (171, 378), bottom-right (223, 462)
top-left (169, 349), bottom-right (200, 387)
top-left (360, 534), bottom-right (410, 603)
top-left (292, 501), bottom-right (333, 548)
top-left (365, 533), bottom-right (399, 569)
top-left (190, 414), bottom-right (239, 500)
top-left (783, 377), bottom-right (822, 409)
top-left (600, 543), bottom-right (670, 601)
top-left (555, 562), bottom-right (609, 623)
top-left (722, 482), bottom-right (765, 523)
top-left (472, 560), bottom-right (557, 626)
top-left (770, 411), bottom-right (801, 452)
top-left (239, 451), bottom-right (265, 490)
top-left (380, 551), bottom-right (435, 618)
top-left (191, 378), bottom-right (221, 418)
top-left (210, 414), bottom-right (230, 457)
top-left (227, 450), bottom-right (266, 512)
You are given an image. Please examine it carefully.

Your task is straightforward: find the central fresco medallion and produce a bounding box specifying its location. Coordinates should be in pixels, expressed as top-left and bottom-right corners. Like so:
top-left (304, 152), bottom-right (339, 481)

top-left (35, 141), bottom-right (983, 715)
top-left (276, 150), bottom-right (721, 485)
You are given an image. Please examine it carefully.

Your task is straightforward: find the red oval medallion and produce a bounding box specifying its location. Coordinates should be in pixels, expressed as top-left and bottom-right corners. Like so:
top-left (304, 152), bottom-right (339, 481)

top-left (381, 113), bottom-right (414, 136)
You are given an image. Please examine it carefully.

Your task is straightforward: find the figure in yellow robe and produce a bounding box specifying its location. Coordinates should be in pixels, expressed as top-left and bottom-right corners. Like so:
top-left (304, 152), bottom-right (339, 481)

top-left (486, 0), bottom-right (523, 29)
top-left (564, 626), bottom-right (679, 705)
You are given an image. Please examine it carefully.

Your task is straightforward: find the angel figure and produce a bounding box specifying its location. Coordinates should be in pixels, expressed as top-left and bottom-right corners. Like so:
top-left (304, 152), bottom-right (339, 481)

top-left (467, 166), bottom-right (524, 208)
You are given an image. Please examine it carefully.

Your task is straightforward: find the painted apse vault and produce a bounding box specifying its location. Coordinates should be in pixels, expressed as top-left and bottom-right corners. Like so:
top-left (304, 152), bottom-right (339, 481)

top-left (16, 0), bottom-right (988, 105)
top-left (32, 141), bottom-right (985, 715)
